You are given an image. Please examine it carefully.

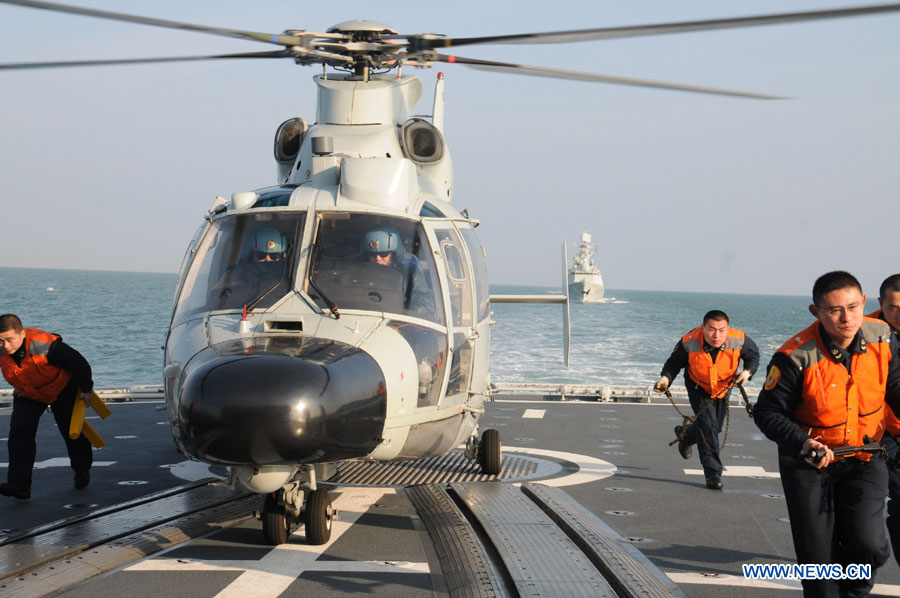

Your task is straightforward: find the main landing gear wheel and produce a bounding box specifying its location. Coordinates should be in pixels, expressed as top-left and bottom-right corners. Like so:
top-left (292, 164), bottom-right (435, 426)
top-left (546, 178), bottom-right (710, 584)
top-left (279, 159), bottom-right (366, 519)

top-left (479, 428), bottom-right (502, 475)
top-left (305, 488), bottom-right (334, 545)
top-left (262, 493), bottom-right (290, 545)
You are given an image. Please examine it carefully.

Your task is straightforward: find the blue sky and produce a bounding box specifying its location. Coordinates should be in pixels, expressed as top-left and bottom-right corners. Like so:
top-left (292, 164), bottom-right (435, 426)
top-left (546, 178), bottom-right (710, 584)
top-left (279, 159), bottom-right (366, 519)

top-left (1, 1), bottom-right (898, 296)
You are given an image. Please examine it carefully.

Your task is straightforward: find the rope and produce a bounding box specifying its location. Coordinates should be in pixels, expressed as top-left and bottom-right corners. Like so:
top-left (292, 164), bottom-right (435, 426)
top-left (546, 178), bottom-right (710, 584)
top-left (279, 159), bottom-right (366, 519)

top-left (663, 379), bottom-right (741, 455)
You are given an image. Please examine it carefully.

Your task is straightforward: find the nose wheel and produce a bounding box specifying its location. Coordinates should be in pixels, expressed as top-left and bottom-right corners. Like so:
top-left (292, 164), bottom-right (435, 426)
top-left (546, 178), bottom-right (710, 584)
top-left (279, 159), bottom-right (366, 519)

top-left (261, 487), bottom-right (336, 545)
top-left (262, 493), bottom-right (290, 545)
top-left (305, 488), bottom-right (334, 545)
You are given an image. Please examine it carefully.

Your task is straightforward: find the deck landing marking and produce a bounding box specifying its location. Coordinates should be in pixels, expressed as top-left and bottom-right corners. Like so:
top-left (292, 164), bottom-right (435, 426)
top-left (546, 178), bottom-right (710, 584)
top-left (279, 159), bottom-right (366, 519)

top-left (0, 458), bottom-right (115, 469)
top-left (504, 446), bottom-right (615, 487)
top-left (522, 409), bottom-right (545, 419)
top-left (684, 466), bottom-right (779, 478)
top-left (123, 487), bottom-right (427, 598)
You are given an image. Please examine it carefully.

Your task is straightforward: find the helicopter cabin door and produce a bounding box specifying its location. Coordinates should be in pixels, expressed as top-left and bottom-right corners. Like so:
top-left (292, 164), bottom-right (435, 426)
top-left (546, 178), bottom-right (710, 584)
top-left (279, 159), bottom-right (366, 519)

top-left (424, 222), bottom-right (477, 409)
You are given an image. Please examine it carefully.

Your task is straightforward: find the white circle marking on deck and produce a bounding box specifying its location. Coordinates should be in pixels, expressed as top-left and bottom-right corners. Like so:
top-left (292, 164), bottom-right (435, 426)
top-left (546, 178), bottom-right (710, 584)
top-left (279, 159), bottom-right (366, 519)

top-left (503, 446), bottom-right (616, 487)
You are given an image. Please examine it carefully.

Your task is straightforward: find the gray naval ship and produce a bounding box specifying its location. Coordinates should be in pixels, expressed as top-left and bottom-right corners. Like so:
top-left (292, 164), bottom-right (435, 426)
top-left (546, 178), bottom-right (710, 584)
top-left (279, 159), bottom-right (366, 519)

top-left (568, 232), bottom-right (605, 304)
top-left (5, 385), bottom-right (900, 597)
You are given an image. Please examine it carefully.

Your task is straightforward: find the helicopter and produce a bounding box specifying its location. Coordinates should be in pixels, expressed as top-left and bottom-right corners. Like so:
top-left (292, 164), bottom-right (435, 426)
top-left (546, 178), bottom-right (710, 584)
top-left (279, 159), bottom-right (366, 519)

top-left (3, 0), bottom-right (900, 547)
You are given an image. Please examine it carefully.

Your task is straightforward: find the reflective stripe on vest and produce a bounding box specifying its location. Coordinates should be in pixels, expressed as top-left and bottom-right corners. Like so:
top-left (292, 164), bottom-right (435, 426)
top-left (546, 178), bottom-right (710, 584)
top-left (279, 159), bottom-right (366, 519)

top-left (0, 328), bottom-right (71, 404)
top-left (785, 318), bottom-right (892, 461)
top-left (681, 326), bottom-right (745, 399)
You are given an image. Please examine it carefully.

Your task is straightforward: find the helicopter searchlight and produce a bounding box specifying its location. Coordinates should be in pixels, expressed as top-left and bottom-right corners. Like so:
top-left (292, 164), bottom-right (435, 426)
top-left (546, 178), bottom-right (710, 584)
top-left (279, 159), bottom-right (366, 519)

top-left (4, 0), bottom-right (900, 547)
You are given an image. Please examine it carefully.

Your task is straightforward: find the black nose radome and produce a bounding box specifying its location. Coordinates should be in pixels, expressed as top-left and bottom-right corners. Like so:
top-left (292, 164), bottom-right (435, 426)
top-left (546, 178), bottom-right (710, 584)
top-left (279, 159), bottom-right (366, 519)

top-left (177, 336), bottom-right (386, 465)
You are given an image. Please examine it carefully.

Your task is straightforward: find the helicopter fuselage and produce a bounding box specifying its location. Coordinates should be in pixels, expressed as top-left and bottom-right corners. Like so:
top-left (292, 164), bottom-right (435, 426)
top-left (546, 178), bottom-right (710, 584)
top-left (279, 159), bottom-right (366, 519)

top-left (164, 73), bottom-right (492, 493)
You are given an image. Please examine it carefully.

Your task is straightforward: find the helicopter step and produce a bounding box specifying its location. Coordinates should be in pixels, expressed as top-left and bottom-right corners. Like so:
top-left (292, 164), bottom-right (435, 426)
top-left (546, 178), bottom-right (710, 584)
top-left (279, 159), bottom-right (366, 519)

top-left (409, 482), bottom-right (685, 598)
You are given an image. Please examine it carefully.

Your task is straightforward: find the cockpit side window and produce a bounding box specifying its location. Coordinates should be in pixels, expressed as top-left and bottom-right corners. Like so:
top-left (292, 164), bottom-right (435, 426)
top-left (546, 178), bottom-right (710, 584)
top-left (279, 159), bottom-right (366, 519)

top-left (460, 228), bottom-right (491, 323)
top-left (309, 214), bottom-right (444, 324)
top-left (172, 212), bottom-right (304, 323)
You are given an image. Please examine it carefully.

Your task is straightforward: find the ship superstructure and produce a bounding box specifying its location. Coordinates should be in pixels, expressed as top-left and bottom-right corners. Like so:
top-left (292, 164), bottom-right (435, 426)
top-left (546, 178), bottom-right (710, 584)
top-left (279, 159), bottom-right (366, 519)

top-left (567, 231), bottom-right (604, 303)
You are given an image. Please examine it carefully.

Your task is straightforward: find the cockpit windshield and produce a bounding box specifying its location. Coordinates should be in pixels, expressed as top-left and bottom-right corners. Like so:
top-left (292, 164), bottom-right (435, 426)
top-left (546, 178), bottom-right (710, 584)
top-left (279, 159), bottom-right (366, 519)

top-left (173, 213), bottom-right (304, 323)
top-left (309, 214), bottom-right (444, 324)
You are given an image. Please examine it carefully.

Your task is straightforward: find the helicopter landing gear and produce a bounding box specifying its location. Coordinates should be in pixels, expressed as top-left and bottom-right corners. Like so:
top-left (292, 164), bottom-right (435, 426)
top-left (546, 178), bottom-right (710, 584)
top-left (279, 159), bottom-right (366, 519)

top-left (257, 464), bottom-right (338, 546)
top-left (262, 491), bottom-right (291, 545)
top-left (304, 488), bottom-right (335, 545)
top-left (467, 428), bottom-right (503, 475)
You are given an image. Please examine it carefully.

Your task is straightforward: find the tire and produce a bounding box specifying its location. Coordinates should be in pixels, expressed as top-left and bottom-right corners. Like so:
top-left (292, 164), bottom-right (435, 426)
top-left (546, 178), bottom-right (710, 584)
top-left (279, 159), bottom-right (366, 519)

top-left (479, 428), bottom-right (502, 475)
top-left (305, 489), bottom-right (333, 545)
top-left (262, 493), bottom-right (289, 545)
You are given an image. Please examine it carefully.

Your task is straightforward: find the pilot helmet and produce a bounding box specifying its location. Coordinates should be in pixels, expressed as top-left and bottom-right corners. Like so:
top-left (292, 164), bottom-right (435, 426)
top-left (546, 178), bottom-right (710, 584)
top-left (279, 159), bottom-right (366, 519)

top-left (246, 226), bottom-right (285, 261)
top-left (362, 226), bottom-right (402, 258)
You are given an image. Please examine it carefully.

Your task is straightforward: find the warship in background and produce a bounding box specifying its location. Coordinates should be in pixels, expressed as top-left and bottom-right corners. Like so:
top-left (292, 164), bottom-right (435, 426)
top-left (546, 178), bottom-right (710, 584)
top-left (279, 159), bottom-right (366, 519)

top-left (568, 231), bottom-right (604, 303)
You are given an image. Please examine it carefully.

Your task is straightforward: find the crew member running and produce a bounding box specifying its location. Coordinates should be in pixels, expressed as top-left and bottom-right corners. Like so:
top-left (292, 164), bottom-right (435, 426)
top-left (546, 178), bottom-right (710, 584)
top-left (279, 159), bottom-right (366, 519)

top-left (754, 271), bottom-right (900, 597)
top-left (655, 310), bottom-right (759, 490)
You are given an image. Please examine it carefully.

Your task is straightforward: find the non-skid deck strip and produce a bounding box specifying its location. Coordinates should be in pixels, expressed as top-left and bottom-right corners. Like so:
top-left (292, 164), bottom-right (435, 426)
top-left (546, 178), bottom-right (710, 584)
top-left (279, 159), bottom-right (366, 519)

top-left (451, 482), bottom-right (616, 598)
top-left (522, 482), bottom-right (687, 598)
top-left (406, 484), bottom-right (510, 598)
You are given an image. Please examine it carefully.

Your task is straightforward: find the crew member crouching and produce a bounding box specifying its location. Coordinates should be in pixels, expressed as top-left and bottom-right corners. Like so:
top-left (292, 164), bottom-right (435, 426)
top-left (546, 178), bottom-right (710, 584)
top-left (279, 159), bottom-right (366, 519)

top-left (0, 314), bottom-right (94, 500)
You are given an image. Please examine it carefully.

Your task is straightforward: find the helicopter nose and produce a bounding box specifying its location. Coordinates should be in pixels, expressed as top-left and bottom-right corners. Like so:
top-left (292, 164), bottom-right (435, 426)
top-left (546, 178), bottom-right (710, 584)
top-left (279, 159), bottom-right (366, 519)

top-left (176, 337), bottom-right (386, 465)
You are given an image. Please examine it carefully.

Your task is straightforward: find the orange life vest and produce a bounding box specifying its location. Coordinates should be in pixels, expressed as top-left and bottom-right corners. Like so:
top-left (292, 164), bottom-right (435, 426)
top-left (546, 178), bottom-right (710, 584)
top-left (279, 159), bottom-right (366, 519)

top-left (867, 309), bottom-right (900, 435)
top-left (0, 328), bottom-right (72, 404)
top-left (783, 318), bottom-right (892, 461)
top-left (681, 326), bottom-right (745, 399)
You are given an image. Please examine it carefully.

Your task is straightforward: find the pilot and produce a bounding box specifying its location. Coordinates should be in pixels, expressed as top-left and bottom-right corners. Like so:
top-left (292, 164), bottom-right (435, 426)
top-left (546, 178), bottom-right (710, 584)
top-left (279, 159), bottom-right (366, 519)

top-left (209, 225), bottom-right (287, 308)
top-left (363, 225), bottom-right (434, 317)
top-left (247, 226), bottom-right (285, 263)
top-left (0, 314), bottom-right (94, 500)
top-left (654, 309), bottom-right (759, 490)
top-left (753, 271), bottom-right (900, 597)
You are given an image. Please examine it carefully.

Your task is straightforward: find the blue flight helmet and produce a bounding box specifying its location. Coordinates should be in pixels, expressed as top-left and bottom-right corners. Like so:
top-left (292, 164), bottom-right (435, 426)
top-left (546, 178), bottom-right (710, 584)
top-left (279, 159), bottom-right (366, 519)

top-left (363, 226), bottom-right (402, 260)
top-left (246, 226), bottom-right (285, 262)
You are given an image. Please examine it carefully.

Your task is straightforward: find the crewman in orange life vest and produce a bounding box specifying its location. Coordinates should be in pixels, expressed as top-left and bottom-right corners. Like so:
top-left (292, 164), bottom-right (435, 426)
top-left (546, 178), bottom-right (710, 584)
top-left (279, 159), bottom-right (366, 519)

top-left (754, 271), bottom-right (900, 598)
top-left (0, 314), bottom-right (94, 500)
top-left (868, 273), bottom-right (900, 569)
top-left (654, 309), bottom-right (760, 490)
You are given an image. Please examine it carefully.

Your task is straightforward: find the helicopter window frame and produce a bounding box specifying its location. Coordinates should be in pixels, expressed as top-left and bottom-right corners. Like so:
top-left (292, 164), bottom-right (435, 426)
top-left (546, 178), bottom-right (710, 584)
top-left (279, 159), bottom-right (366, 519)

top-left (439, 240), bottom-right (466, 284)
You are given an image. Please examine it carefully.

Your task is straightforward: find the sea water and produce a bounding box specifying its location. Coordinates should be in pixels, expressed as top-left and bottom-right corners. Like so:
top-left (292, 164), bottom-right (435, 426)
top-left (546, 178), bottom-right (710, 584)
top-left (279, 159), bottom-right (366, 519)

top-left (0, 268), bottom-right (882, 390)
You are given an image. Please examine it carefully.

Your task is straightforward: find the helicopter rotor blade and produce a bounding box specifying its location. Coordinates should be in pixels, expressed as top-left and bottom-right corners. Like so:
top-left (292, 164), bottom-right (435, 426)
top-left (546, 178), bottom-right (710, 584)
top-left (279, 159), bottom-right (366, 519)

top-left (409, 3), bottom-right (900, 49)
top-left (435, 54), bottom-right (785, 100)
top-left (0, 0), bottom-right (322, 47)
top-left (0, 50), bottom-right (292, 71)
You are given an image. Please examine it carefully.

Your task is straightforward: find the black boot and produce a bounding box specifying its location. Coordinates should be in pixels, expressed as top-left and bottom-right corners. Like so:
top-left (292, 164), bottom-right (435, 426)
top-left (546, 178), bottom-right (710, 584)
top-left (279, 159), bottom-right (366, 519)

top-left (74, 470), bottom-right (90, 490)
top-left (0, 482), bottom-right (31, 500)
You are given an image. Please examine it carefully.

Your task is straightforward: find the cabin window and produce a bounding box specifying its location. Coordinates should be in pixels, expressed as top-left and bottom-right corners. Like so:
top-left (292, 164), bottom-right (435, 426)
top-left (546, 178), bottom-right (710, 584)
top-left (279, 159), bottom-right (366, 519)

top-left (388, 322), bottom-right (447, 409)
top-left (172, 212), bottom-right (304, 323)
top-left (460, 228), bottom-right (491, 323)
top-left (447, 332), bottom-right (472, 397)
top-left (308, 214), bottom-right (444, 324)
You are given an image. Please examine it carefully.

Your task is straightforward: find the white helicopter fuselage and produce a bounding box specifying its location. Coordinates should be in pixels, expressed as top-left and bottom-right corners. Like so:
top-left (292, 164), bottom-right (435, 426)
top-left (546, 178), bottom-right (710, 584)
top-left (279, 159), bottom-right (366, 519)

top-left (164, 73), bottom-right (492, 494)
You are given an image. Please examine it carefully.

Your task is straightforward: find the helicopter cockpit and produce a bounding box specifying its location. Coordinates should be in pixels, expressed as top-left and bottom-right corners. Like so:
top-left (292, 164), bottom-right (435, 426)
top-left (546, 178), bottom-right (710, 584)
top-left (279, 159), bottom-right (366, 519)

top-left (308, 214), bottom-right (442, 323)
top-left (173, 211), bottom-right (304, 322)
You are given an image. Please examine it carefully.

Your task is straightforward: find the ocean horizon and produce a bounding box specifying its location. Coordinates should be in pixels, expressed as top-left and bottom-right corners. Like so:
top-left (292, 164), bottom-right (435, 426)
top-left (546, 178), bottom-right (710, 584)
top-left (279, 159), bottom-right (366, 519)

top-left (0, 267), bottom-right (882, 391)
